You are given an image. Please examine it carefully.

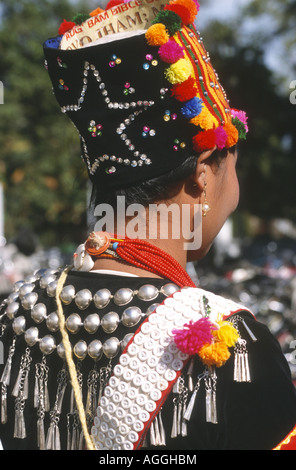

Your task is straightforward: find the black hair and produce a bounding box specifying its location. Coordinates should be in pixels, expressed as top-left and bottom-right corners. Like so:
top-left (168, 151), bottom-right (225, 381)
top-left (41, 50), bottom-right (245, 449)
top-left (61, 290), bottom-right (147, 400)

top-left (89, 146), bottom-right (236, 214)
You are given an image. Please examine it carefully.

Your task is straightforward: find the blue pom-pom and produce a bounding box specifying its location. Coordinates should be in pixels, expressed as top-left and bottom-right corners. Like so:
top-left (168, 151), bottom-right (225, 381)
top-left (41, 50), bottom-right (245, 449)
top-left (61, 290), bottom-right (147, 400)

top-left (112, 242), bottom-right (118, 250)
top-left (180, 97), bottom-right (203, 119)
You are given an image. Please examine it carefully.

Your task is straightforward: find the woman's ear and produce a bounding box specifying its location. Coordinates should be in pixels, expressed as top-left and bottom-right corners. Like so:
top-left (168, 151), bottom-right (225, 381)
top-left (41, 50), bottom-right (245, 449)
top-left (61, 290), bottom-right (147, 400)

top-left (190, 147), bottom-right (217, 192)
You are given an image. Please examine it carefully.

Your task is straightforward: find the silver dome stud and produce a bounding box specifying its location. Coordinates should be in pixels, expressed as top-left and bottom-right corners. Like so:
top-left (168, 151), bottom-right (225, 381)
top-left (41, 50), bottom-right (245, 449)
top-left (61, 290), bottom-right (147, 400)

top-left (137, 284), bottom-right (159, 301)
top-left (57, 342), bottom-right (66, 360)
top-left (75, 289), bottom-right (92, 310)
top-left (39, 273), bottom-right (56, 289)
top-left (12, 315), bottom-right (26, 335)
top-left (84, 313), bottom-right (100, 334)
top-left (24, 327), bottom-right (39, 347)
top-left (46, 311), bottom-right (60, 332)
top-left (39, 335), bottom-right (56, 355)
top-left (160, 283), bottom-right (179, 297)
top-left (66, 313), bottom-right (82, 334)
top-left (113, 288), bottom-right (134, 306)
top-left (88, 339), bottom-right (103, 360)
top-left (5, 301), bottom-right (20, 320)
top-left (103, 337), bottom-right (120, 359)
top-left (47, 280), bottom-right (58, 298)
top-left (73, 340), bottom-right (88, 360)
top-left (93, 289), bottom-right (111, 309)
top-left (122, 306), bottom-right (142, 327)
top-left (19, 283), bottom-right (35, 299)
top-left (60, 285), bottom-right (75, 305)
top-left (21, 291), bottom-right (38, 310)
top-left (101, 312), bottom-right (120, 334)
top-left (31, 303), bottom-right (47, 324)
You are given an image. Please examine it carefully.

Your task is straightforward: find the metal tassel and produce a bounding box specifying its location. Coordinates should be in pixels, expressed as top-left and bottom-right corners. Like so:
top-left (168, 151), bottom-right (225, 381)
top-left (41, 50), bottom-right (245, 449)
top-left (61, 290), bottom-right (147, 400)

top-left (14, 400), bottom-right (26, 439)
top-left (171, 377), bottom-right (181, 438)
top-left (86, 368), bottom-right (99, 426)
top-left (171, 401), bottom-right (178, 438)
top-left (150, 421), bottom-right (156, 446)
top-left (12, 348), bottom-right (32, 439)
top-left (35, 357), bottom-right (50, 449)
top-left (187, 358), bottom-right (195, 392)
top-left (46, 368), bottom-right (68, 450)
top-left (0, 337), bottom-right (16, 387)
top-left (234, 339), bottom-right (251, 383)
top-left (183, 372), bottom-right (205, 422)
top-left (205, 368), bottom-right (218, 424)
top-left (45, 422), bottom-right (55, 450)
top-left (1, 384), bottom-right (7, 424)
top-left (154, 414), bottom-right (161, 446)
top-left (158, 409), bottom-right (166, 446)
top-left (37, 418), bottom-right (45, 450)
top-left (66, 414), bottom-right (72, 450)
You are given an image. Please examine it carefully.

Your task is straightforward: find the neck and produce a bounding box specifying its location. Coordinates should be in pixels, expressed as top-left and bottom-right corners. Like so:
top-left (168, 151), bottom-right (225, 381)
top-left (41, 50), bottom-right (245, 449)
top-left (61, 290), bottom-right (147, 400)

top-left (92, 236), bottom-right (187, 279)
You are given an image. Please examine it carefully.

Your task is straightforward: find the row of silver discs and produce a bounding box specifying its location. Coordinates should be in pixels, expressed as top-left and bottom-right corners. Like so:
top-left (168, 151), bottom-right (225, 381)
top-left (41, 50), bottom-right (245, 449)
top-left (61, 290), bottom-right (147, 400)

top-left (58, 282), bottom-right (179, 310)
top-left (2, 270), bottom-right (180, 363)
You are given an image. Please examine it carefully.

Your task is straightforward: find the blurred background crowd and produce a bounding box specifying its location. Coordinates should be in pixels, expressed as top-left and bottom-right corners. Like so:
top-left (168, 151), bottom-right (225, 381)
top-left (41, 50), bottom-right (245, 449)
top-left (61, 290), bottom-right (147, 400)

top-left (0, 0), bottom-right (296, 382)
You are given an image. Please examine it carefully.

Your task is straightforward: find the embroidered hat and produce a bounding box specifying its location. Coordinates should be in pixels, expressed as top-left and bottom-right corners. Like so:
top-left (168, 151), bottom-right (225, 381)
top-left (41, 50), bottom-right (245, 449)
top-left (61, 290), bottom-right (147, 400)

top-left (43, 0), bottom-right (248, 191)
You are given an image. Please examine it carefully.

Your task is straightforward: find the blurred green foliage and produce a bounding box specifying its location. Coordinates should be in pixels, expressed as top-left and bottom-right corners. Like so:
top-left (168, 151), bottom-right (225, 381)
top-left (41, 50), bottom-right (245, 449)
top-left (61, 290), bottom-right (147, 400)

top-left (0, 0), bottom-right (296, 248)
top-left (0, 0), bottom-right (94, 247)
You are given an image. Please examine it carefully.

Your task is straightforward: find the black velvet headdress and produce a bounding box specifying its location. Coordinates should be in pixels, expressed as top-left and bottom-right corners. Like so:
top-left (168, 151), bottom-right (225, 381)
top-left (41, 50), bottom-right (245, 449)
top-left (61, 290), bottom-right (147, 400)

top-left (43, 0), bottom-right (248, 191)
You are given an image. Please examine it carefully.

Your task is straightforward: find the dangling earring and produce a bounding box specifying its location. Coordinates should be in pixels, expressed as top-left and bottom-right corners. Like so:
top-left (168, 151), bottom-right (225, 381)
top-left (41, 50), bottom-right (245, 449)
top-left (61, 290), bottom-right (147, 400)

top-left (202, 181), bottom-right (211, 217)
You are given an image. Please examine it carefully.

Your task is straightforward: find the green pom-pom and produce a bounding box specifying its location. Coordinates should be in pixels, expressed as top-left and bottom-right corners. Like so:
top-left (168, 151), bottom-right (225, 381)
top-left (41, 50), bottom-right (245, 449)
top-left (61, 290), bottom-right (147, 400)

top-left (232, 117), bottom-right (247, 140)
top-left (152, 10), bottom-right (182, 36)
top-left (72, 13), bottom-right (90, 25)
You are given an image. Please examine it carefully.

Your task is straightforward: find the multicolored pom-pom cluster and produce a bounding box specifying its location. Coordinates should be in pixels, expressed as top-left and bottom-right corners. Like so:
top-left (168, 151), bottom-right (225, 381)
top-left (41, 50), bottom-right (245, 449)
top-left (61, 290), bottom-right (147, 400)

top-left (57, 0), bottom-right (248, 157)
top-left (145, 0), bottom-right (248, 153)
top-left (173, 317), bottom-right (240, 368)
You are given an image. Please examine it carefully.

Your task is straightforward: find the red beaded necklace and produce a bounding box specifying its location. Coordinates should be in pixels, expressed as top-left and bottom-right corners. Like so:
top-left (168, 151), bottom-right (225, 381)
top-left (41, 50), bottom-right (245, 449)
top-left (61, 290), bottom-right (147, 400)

top-left (85, 232), bottom-right (196, 288)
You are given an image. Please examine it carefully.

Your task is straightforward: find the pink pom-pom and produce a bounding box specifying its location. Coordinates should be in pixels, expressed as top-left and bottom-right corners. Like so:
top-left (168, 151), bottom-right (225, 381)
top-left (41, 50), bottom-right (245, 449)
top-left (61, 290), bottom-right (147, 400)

top-left (158, 40), bottom-right (184, 64)
top-left (214, 126), bottom-right (228, 150)
top-left (231, 109), bottom-right (249, 132)
top-left (172, 317), bottom-right (217, 355)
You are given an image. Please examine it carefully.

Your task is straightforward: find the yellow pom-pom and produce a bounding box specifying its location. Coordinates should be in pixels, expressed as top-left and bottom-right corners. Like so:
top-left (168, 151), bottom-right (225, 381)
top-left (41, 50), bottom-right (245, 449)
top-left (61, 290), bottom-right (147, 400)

top-left (214, 321), bottom-right (239, 348)
top-left (190, 106), bottom-right (218, 130)
top-left (199, 342), bottom-right (231, 368)
top-left (145, 24), bottom-right (170, 46)
top-left (165, 58), bottom-right (192, 85)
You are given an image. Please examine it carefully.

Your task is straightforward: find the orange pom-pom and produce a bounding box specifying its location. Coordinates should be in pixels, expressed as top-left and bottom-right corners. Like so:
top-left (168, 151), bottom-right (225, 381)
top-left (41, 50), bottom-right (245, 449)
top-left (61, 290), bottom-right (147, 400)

top-left (192, 129), bottom-right (216, 153)
top-left (190, 107), bottom-right (218, 130)
top-left (169, 0), bottom-right (198, 24)
top-left (199, 342), bottom-right (231, 368)
top-left (223, 122), bottom-right (239, 148)
top-left (90, 7), bottom-right (104, 17)
top-left (145, 24), bottom-right (170, 47)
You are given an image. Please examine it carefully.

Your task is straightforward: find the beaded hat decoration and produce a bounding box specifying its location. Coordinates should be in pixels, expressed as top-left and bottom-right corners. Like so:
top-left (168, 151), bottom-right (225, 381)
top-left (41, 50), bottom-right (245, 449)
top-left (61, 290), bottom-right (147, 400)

top-left (43, 0), bottom-right (248, 191)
